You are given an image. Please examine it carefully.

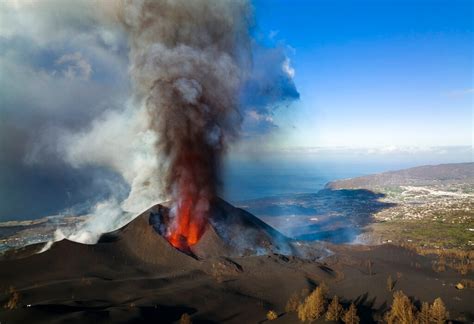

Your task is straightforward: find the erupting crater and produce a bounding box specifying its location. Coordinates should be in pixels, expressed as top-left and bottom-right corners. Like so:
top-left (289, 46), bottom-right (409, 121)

top-left (165, 196), bottom-right (209, 252)
top-left (146, 198), bottom-right (296, 258)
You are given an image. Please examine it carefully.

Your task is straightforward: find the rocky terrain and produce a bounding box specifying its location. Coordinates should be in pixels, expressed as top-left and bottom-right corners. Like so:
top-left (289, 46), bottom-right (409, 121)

top-left (1, 199), bottom-right (473, 323)
top-left (0, 216), bottom-right (88, 253)
top-left (1, 163), bottom-right (473, 323)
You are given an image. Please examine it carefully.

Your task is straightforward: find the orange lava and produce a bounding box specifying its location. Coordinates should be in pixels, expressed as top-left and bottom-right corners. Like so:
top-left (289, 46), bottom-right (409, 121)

top-left (167, 193), bottom-right (208, 251)
top-left (165, 146), bottom-right (213, 251)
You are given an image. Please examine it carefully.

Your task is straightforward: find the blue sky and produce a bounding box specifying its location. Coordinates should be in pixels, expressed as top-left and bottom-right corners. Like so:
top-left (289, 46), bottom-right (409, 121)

top-left (0, 0), bottom-right (472, 220)
top-left (252, 0), bottom-right (473, 150)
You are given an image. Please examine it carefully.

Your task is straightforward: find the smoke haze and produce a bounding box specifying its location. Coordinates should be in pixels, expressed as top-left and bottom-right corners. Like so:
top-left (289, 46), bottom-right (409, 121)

top-left (0, 0), bottom-right (298, 243)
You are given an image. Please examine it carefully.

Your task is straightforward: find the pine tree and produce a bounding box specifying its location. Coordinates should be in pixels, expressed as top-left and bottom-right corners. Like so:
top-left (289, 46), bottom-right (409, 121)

top-left (297, 286), bottom-right (326, 322)
top-left (417, 302), bottom-right (431, 324)
top-left (342, 303), bottom-right (359, 324)
top-left (385, 291), bottom-right (416, 324)
top-left (326, 295), bottom-right (344, 321)
top-left (430, 298), bottom-right (449, 324)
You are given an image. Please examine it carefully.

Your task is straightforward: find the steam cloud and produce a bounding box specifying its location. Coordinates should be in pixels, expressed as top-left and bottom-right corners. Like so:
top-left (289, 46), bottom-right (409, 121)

top-left (0, 0), bottom-right (298, 244)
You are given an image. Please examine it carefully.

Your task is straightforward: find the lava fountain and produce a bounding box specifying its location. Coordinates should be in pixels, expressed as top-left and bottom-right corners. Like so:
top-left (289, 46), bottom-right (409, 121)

top-left (166, 146), bottom-right (216, 250)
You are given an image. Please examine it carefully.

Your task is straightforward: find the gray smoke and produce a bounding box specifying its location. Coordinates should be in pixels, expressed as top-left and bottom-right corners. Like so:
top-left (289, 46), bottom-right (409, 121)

top-left (115, 0), bottom-right (254, 245)
top-left (1, 0), bottom-right (298, 245)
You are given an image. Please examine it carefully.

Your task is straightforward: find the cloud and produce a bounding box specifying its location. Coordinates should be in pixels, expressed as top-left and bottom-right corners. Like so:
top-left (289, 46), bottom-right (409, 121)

top-left (241, 110), bottom-right (277, 136)
top-left (240, 44), bottom-right (300, 135)
top-left (61, 104), bottom-right (162, 214)
top-left (0, 0), bottom-right (300, 226)
top-left (230, 145), bottom-right (473, 160)
top-left (55, 52), bottom-right (92, 80)
top-left (269, 30), bottom-right (279, 40)
top-left (0, 0), bottom-right (129, 220)
top-left (282, 58), bottom-right (295, 78)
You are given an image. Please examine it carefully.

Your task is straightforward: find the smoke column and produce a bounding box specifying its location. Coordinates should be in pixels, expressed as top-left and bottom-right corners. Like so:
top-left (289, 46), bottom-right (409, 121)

top-left (0, 0), bottom-right (298, 247)
top-left (117, 0), bottom-right (251, 250)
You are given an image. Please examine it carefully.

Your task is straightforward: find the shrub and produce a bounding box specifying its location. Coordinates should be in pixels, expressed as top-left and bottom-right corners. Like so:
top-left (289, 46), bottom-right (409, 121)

top-left (179, 313), bottom-right (192, 324)
top-left (385, 290), bottom-right (416, 324)
top-left (430, 298), bottom-right (449, 324)
top-left (326, 295), bottom-right (343, 321)
top-left (297, 286), bottom-right (326, 322)
top-left (266, 310), bottom-right (278, 320)
top-left (342, 303), bottom-right (359, 324)
top-left (3, 286), bottom-right (20, 310)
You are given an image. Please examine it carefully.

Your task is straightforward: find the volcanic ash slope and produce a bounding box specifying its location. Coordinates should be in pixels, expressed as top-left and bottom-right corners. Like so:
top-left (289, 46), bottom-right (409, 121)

top-left (0, 199), bottom-right (333, 323)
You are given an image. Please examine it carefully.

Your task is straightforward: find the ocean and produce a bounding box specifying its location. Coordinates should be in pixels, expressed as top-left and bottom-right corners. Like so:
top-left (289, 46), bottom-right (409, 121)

top-left (222, 159), bottom-right (412, 203)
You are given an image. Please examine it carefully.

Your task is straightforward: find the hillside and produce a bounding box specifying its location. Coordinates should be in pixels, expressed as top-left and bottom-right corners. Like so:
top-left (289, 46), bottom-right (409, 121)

top-left (327, 163), bottom-right (474, 249)
top-left (326, 162), bottom-right (474, 189)
top-left (1, 199), bottom-right (473, 323)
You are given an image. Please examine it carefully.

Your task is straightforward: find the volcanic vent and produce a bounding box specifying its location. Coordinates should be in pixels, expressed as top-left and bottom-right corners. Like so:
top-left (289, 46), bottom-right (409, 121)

top-left (99, 198), bottom-right (295, 261)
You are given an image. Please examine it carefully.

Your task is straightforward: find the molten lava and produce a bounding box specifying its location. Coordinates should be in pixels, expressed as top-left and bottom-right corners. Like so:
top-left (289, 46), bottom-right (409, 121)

top-left (164, 133), bottom-right (216, 251)
top-left (167, 195), bottom-right (208, 250)
top-left (166, 149), bottom-right (212, 251)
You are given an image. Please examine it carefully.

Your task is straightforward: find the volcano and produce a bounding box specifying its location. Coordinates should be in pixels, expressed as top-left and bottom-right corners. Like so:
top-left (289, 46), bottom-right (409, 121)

top-left (80, 197), bottom-right (299, 265)
top-left (2, 199), bottom-right (472, 323)
top-left (0, 198), bottom-right (324, 277)
top-left (0, 198), bottom-right (334, 323)
top-left (145, 198), bottom-right (295, 257)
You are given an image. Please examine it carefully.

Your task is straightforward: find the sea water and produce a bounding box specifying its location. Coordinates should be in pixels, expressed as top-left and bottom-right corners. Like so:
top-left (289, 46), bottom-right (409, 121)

top-left (222, 158), bottom-right (412, 203)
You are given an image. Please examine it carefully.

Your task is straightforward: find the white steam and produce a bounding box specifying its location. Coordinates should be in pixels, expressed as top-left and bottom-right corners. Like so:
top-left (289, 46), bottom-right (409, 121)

top-left (57, 102), bottom-right (162, 244)
top-left (8, 0), bottom-right (299, 249)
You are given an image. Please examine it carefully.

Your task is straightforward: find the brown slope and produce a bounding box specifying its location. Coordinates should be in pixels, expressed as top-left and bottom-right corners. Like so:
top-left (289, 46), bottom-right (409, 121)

top-left (195, 198), bottom-right (296, 257)
top-left (1, 200), bottom-right (473, 323)
top-left (0, 199), bottom-right (333, 324)
top-left (327, 162), bottom-right (474, 189)
top-left (0, 197), bottom-right (298, 284)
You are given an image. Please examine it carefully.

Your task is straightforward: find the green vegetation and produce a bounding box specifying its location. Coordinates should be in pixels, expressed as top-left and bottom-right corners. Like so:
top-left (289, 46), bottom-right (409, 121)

top-left (371, 219), bottom-right (474, 250)
top-left (358, 181), bottom-right (474, 251)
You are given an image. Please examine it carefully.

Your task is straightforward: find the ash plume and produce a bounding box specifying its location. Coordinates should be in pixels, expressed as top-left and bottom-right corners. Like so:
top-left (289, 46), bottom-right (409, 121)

top-left (115, 0), bottom-right (253, 248)
top-left (61, 0), bottom-right (297, 245)
top-left (1, 0), bottom-right (298, 246)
